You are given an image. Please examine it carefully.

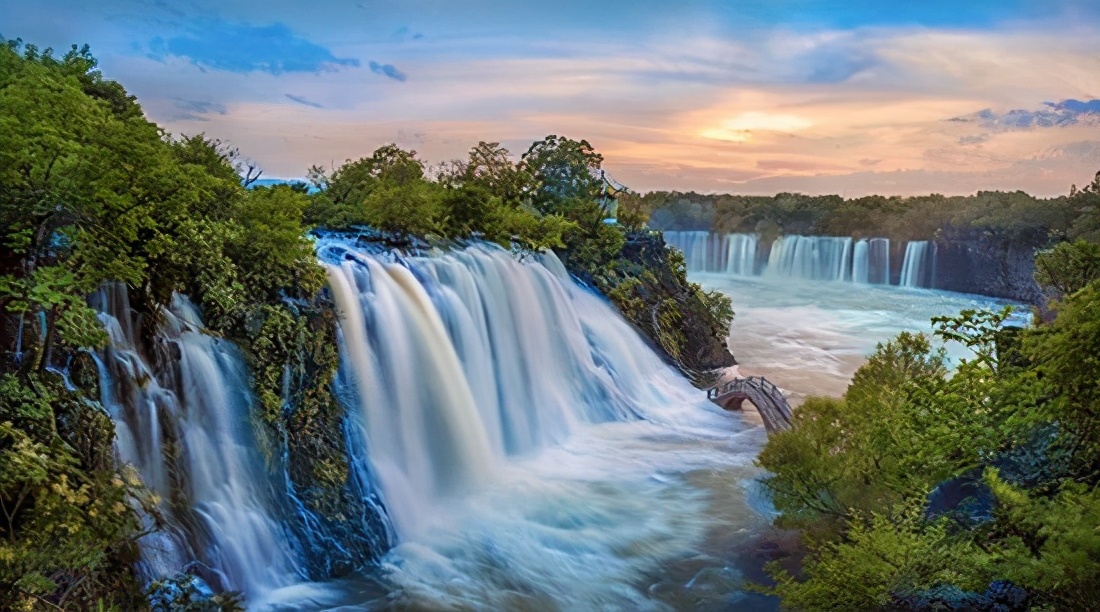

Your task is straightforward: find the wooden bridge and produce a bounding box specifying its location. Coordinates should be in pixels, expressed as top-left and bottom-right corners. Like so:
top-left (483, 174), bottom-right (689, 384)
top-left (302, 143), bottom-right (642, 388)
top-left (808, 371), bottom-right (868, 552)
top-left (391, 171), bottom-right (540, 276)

top-left (707, 376), bottom-right (794, 433)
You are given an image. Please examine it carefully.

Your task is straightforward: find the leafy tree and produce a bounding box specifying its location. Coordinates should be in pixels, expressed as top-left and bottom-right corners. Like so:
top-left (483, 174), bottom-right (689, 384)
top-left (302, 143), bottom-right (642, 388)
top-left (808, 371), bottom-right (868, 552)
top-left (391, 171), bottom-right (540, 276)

top-left (521, 135), bottom-right (604, 214)
top-left (1033, 239), bottom-right (1100, 300)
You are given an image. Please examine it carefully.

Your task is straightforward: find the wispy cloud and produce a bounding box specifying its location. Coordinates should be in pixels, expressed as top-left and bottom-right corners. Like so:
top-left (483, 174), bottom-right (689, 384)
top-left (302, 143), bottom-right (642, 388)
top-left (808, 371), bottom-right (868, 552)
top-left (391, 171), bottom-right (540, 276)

top-left (369, 60), bottom-right (407, 81)
top-left (147, 20), bottom-right (360, 75)
top-left (168, 98), bottom-right (227, 121)
top-left (950, 98), bottom-right (1100, 130)
top-left (285, 93), bottom-right (324, 108)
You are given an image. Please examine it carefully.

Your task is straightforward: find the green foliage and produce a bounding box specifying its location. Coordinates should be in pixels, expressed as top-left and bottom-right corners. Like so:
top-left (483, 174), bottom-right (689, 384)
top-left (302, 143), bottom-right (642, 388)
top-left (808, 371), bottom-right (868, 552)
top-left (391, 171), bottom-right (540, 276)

top-left (758, 270), bottom-right (1100, 607)
top-left (521, 135), bottom-right (604, 215)
top-left (0, 374), bottom-right (148, 611)
top-left (636, 179), bottom-right (1098, 247)
top-left (1033, 239), bottom-right (1100, 299)
top-left (987, 471), bottom-right (1100, 608)
top-left (769, 508), bottom-right (995, 610)
top-left (1022, 280), bottom-right (1100, 473)
top-left (0, 39), bottom-right (353, 606)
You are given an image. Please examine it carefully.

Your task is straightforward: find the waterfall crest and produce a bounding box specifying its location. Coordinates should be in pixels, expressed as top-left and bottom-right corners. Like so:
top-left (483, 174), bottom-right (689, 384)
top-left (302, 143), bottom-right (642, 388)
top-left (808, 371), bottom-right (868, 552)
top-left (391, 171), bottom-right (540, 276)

top-left (319, 239), bottom-right (692, 540)
top-left (668, 231), bottom-right (899, 285)
top-left (93, 286), bottom-right (306, 600)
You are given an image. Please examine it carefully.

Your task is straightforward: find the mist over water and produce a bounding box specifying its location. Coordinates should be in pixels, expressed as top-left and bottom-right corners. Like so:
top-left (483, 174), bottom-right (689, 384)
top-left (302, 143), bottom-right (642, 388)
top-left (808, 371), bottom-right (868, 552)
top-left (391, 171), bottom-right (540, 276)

top-left (691, 273), bottom-right (1024, 403)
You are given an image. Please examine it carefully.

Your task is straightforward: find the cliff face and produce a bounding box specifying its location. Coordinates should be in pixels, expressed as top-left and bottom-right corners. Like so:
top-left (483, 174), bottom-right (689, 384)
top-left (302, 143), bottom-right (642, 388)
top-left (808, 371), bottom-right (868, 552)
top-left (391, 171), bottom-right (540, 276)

top-left (932, 228), bottom-right (1048, 305)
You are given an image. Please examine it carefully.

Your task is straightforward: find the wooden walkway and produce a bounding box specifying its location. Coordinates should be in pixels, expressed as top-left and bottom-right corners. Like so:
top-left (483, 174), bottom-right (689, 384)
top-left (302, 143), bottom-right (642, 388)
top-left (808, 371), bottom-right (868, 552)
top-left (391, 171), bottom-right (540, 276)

top-left (707, 376), bottom-right (793, 433)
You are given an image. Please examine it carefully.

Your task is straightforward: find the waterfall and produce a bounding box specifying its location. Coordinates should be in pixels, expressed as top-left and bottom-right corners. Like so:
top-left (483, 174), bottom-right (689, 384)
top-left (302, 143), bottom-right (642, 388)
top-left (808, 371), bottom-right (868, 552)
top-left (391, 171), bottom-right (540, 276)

top-left (852, 240), bottom-right (869, 283)
top-left (765, 235), bottom-right (854, 282)
top-left (900, 240), bottom-right (931, 288)
top-left (663, 230), bottom-right (726, 272)
top-left (667, 232), bottom-right (905, 285)
top-left (725, 234), bottom-right (758, 276)
top-left (93, 286), bottom-right (306, 600)
top-left (318, 239), bottom-right (689, 540)
top-left (868, 238), bottom-right (891, 285)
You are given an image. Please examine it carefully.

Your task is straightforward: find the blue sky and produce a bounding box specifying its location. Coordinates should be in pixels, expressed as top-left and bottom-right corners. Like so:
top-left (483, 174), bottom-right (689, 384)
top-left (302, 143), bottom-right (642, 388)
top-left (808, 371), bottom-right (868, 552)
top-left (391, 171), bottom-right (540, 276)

top-left (3, 1), bottom-right (1099, 195)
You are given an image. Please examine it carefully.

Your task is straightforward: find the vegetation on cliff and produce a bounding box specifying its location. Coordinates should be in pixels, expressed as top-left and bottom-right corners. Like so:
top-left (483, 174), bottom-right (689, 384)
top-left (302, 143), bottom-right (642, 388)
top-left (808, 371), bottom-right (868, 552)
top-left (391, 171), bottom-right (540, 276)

top-left (0, 40), bottom-right (342, 607)
top-left (756, 240), bottom-right (1100, 609)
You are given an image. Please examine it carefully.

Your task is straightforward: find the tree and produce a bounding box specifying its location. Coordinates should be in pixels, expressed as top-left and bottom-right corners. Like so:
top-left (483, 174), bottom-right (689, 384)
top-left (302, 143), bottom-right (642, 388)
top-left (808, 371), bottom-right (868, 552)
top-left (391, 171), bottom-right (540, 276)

top-left (459, 141), bottom-right (532, 208)
top-left (521, 135), bottom-right (604, 214)
top-left (1033, 239), bottom-right (1100, 300)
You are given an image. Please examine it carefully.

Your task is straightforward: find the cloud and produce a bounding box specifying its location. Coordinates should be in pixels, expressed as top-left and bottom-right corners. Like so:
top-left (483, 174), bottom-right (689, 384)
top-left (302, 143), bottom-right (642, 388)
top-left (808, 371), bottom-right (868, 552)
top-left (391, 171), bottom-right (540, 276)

top-left (147, 20), bottom-right (359, 74)
top-left (949, 99), bottom-right (1100, 130)
top-left (168, 98), bottom-right (227, 121)
top-left (284, 93), bottom-right (324, 108)
top-left (369, 61), bottom-right (407, 81)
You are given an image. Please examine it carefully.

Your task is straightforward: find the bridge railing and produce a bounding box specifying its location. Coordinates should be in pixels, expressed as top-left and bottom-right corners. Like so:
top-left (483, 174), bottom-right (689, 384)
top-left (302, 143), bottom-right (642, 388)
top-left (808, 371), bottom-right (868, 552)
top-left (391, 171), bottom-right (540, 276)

top-left (707, 376), bottom-right (779, 399)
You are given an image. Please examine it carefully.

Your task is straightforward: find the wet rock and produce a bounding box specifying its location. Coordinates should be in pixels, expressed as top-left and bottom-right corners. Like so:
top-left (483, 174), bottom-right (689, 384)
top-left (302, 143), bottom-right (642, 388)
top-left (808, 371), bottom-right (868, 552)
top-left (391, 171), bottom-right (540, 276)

top-left (147, 573), bottom-right (216, 611)
top-left (331, 558), bottom-right (354, 578)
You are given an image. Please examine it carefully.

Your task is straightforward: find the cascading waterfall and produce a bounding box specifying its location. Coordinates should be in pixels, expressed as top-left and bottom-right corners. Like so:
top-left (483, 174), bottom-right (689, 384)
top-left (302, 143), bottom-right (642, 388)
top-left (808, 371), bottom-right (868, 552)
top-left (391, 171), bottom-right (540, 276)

top-left (725, 233), bottom-right (759, 276)
top-left (900, 240), bottom-right (932, 288)
top-left (318, 239), bottom-right (694, 541)
top-left (868, 237), bottom-right (892, 285)
top-left (663, 230), bottom-right (727, 272)
top-left (686, 232), bottom-right (899, 285)
top-left (765, 235), bottom-right (854, 282)
top-left (93, 286), bottom-right (306, 601)
top-left (852, 239), bottom-right (870, 283)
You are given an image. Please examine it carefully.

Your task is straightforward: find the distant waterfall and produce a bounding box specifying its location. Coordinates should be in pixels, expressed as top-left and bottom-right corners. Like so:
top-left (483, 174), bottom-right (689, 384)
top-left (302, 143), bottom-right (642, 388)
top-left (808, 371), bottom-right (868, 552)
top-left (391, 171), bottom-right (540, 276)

top-left (852, 240), bottom-right (870, 283)
top-left (868, 238), bottom-right (891, 285)
top-left (725, 234), bottom-right (759, 276)
top-left (671, 232), bottom-right (899, 285)
top-left (320, 240), bottom-right (689, 540)
top-left (765, 236), bottom-right (854, 282)
top-left (663, 231), bottom-right (727, 272)
top-left (899, 241), bottom-right (933, 288)
top-left (93, 286), bottom-right (305, 599)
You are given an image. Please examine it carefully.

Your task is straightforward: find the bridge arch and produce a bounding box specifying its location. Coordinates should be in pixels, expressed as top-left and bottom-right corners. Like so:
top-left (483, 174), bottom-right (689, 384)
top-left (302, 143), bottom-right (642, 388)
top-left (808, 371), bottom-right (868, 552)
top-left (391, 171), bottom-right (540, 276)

top-left (707, 376), bottom-right (793, 433)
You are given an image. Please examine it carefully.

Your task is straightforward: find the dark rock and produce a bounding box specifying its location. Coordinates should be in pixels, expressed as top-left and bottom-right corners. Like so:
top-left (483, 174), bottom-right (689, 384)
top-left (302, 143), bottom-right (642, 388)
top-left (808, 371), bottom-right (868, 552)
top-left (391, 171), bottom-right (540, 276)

top-left (993, 423), bottom-right (1077, 492)
top-left (932, 227), bottom-right (1048, 305)
top-left (925, 469), bottom-right (996, 528)
top-left (332, 558), bottom-right (354, 578)
top-left (893, 584), bottom-right (993, 611)
top-left (892, 581), bottom-right (1031, 611)
top-left (984, 580), bottom-right (1030, 609)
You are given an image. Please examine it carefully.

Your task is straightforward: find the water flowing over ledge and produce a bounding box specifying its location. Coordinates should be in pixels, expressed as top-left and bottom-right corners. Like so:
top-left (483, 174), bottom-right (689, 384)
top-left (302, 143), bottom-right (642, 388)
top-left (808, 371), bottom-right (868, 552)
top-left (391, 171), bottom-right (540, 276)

top-left (316, 238), bottom-right (771, 609)
top-left (93, 286), bottom-right (308, 600)
top-left (665, 231), bottom-right (937, 288)
top-left (318, 239), bottom-right (705, 537)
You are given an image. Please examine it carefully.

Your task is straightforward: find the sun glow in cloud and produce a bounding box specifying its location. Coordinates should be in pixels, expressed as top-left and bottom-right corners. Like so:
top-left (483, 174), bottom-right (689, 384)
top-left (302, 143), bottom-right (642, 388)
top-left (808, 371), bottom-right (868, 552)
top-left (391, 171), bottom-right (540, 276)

top-left (701, 112), bottom-right (814, 142)
top-left (3, 0), bottom-right (1099, 196)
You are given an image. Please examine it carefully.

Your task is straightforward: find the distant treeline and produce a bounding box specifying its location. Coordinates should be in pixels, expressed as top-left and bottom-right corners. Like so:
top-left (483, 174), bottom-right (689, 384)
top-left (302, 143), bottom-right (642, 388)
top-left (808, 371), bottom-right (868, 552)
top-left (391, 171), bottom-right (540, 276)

top-left (622, 182), bottom-right (1100, 242)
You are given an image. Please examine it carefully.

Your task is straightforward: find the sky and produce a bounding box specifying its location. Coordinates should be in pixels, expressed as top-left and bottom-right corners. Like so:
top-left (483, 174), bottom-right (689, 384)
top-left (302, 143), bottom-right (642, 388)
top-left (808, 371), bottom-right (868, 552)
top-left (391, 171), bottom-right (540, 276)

top-left (4, 1), bottom-right (1100, 196)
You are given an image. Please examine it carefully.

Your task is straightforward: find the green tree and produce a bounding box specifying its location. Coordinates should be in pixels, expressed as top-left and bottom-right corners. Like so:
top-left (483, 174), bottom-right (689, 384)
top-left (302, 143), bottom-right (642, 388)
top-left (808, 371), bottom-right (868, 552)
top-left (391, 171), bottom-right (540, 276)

top-left (1033, 239), bottom-right (1100, 300)
top-left (521, 135), bottom-right (604, 214)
